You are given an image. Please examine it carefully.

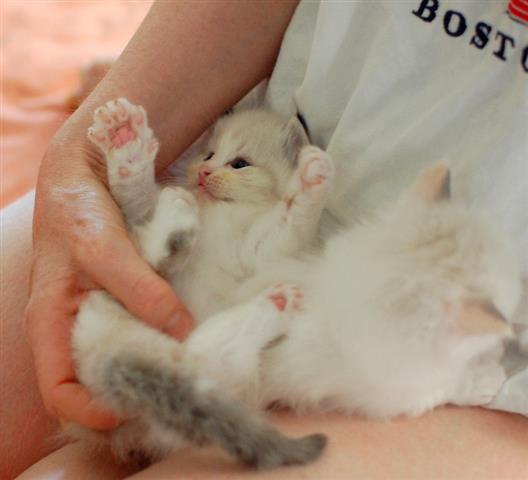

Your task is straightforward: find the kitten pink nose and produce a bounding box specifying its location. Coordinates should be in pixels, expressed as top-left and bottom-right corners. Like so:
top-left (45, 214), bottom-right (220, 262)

top-left (198, 167), bottom-right (212, 182)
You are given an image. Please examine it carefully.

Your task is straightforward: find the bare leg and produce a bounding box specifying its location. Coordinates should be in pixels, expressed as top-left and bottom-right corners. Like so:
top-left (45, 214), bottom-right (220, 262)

top-left (0, 192), bottom-right (60, 478)
top-left (17, 408), bottom-right (528, 480)
top-left (16, 441), bottom-right (128, 480)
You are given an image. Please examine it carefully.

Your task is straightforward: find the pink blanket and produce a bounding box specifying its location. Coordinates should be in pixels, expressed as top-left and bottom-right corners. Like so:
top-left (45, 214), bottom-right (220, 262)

top-left (0, 0), bottom-right (151, 208)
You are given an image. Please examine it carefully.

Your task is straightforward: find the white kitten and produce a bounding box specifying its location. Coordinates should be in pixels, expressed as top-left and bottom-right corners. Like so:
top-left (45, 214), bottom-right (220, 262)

top-left (70, 98), bottom-right (521, 469)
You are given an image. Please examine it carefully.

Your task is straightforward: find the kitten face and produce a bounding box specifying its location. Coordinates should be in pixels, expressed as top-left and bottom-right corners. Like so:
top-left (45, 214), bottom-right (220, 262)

top-left (187, 110), bottom-right (308, 205)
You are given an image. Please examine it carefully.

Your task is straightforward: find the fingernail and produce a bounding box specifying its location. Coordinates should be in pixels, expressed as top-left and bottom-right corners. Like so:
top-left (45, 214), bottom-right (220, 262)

top-left (163, 311), bottom-right (193, 339)
top-left (163, 312), bottom-right (182, 332)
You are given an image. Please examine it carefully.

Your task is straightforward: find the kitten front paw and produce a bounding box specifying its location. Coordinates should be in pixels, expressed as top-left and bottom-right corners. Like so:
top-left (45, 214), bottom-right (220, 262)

top-left (285, 146), bottom-right (334, 210)
top-left (158, 187), bottom-right (199, 237)
top-left (88, 98), bottom-right (159, 181)
top-left (297, 146), bottom-right (334, 192)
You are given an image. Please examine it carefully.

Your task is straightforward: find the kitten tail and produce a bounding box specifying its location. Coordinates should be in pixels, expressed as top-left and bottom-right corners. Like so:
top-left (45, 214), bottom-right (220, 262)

top-left (103, 355), bottom-right (327, 469)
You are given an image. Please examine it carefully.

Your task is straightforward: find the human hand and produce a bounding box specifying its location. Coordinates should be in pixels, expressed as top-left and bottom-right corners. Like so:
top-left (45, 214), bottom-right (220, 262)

top-left (25, 123), bottom-right (194, 430)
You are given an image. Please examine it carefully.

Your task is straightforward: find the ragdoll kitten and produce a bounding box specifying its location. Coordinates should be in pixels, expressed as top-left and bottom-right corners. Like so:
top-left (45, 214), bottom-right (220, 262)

top-left (71, 98), bottom-right (521, 469)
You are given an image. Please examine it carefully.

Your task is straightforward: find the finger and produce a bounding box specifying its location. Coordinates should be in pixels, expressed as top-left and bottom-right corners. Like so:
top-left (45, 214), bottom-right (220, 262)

top-left (51, 382), bottom-right (121, 431)
top-left (79, 235), bottom-right (194, 340)
top-left (26, 289), bottom-right (120, 430)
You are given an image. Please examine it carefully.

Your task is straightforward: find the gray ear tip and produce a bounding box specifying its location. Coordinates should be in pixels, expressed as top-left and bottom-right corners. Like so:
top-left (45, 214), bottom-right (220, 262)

top-left (296, 112), bottom-right (310, 139)
top-left (441, 168), bottom-right (451, 199)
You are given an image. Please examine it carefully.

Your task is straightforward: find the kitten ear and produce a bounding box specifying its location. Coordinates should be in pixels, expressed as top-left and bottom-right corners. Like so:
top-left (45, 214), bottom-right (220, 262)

top-left (412, 163), bottom-right (451, 203)
top-left (455, 300), bottom-right (513, 337)
top-left (282, 116), bottom-right (310, 164)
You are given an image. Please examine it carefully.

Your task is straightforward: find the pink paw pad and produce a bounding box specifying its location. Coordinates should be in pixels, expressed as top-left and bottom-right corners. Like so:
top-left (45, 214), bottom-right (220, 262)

top-left (111, 124), bottom-right (137, 147)
top-left (300, 159), bottom-right (328, 191)
top-left (301, 172), bottom-right (326, 188)
top-left (269, 294), bottom-right (288, 312)
top-left (101, 112), bottom-right (112, 125)
top-left (88, 98), bottom-right (151, 154)
top-left (267, 284), bottom-right (303, 313)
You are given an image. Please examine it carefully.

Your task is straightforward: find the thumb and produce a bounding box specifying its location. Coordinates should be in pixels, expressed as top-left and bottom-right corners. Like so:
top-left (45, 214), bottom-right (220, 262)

top-left (80, 236), bottom-right (194, 340)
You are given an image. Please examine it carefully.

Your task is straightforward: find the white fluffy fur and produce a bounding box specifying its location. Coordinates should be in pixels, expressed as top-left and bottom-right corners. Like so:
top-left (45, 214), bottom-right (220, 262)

top-left (73, 99), bottom-right (521, 465)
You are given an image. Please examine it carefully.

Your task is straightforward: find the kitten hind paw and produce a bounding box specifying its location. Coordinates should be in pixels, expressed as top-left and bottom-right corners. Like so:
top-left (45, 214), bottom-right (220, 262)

top-left (266, 284), bottom-right (303, 314)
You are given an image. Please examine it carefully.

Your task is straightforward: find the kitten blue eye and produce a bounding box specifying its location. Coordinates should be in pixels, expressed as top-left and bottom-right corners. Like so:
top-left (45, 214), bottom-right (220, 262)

top-left (204, 152), bottom-right (214, 161)
top-left (230, 157), bottom-right (251, 169)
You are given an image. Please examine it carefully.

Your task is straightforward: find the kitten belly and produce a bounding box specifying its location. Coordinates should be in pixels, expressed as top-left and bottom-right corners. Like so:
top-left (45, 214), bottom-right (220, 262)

top-left (263, 336), bottom-right (462, 418)
top-left (170, 260), bottom-right (240, 322)
top-left (258, 293), bottom-right (469, 419)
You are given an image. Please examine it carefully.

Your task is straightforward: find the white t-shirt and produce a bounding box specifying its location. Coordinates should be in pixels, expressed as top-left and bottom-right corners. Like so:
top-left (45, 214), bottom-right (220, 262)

top-left (266, 0), bottom-right (527, 273)
top-left (265, 0), bottom-right (528, 415)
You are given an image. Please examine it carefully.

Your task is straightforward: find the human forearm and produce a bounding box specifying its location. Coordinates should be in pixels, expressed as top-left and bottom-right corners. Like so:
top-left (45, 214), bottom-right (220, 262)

top-left (54, 0), bottom-right (299, 174)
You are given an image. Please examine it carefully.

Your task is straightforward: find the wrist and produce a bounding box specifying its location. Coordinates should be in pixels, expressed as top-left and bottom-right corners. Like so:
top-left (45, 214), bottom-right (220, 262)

top-left (41, 116), bottom-right (107, 186)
